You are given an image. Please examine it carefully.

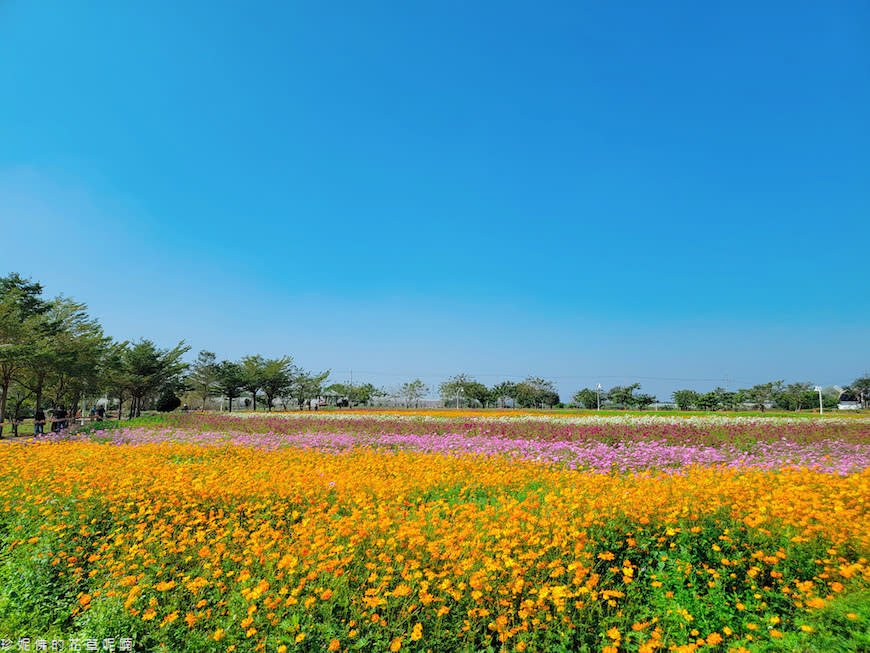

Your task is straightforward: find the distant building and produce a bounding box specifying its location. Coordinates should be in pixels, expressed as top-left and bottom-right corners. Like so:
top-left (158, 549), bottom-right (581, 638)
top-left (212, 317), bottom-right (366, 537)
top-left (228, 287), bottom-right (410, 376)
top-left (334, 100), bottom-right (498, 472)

top-left (838, 391), bottom-right (862, 411)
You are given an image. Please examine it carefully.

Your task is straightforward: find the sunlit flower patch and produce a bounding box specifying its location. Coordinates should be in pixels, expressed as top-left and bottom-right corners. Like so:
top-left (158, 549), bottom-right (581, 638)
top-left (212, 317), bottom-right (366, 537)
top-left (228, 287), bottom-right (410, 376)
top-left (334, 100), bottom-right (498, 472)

top-left (1, 417), bottom-right (869, 651)
top-left (38, 424), bottom-right (870, 475)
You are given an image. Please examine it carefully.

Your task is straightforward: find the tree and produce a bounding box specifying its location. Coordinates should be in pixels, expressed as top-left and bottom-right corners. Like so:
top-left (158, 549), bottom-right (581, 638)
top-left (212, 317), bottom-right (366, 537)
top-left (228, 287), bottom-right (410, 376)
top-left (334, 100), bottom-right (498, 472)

top-left (438, 374), bottom-right (492, 408)
top-left (821, 387), bottom-right (840, 410)
top-left (439, 374), bottom-right (475, 408)
top-left (573, 387), bottom-right (602, 410)
top-left (290, 369), bottom-right (329, 409)
top-left (43, 299), bottom-right (110, 417)
top-left (848, 376), bottom-right (870, 408)
top-left (328, 381), bottom-right (386, 407)
top-left (188, 350), bottom-right (219, 410)
top-left (741, 381), bottom-right (783, 412)
top-left (696, 392), bottom-right (720, 411)
top-left (0, 274), bottom-right (51, 436)
top-left (672, 389), bottom-right (699, 411)
top-left (400, 379), bottom-right (428, 408)
top-left (101, 340), bottom-right (133, 421)
top-left (156, 388), bottom-right (181, 412)
top-left (712, 387), bottom-right (740, 411)
top-left (215, 360), bottom-right (245, 412)
top-left (240, 355), bottom-right (266, 411)
top-left (514, 377), bottom-right (559, 409)
top-left (491, 381), bottom-right (517, 408)
top-left (0, 288), bottom-right (109, 434)
top-left (464, 381), bottom-right (491, 408)
top-left (260, 356), bottom-right (295, 411)
top-left (609, 383), bottom-right (641, 409)
top-left (775, 382), bottom-right (813, 411)
top-left (351, 382), bottom-right (385, 407)
top-left (122, 340), bottom-right (189, 417)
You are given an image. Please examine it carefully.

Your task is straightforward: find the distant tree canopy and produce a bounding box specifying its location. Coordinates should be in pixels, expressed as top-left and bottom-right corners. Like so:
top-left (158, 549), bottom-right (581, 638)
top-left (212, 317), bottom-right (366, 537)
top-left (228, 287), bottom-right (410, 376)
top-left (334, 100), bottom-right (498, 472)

top-left (573, 388), bottom-right (603, 410)
top-left (325, 382), bottom-right (385, 407)
top-left (439, 374), bottom-right (476, 408)
top-left (672, 389), bottom-right (699, 411)
top-left (514, 377), bottom-right (559, 409)
top-left (400, 379), bottom-right (428, 408)
top-left (1, 271), bottom-right (864, 436)
top-left (0, 273), bottom-right (191, 435)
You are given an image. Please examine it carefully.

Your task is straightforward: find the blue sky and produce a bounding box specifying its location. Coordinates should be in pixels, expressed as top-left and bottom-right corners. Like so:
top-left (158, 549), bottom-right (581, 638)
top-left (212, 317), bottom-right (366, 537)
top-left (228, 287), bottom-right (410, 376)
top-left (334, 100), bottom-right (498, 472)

top-left (1, 1), bottom-right (868, 400)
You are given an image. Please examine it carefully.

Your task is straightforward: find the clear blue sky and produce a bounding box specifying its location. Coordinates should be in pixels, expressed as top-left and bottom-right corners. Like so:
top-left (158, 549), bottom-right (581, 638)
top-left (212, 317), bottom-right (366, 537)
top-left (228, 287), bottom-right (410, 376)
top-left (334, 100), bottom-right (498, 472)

top-left (2, 1), bottom-right (868, 400)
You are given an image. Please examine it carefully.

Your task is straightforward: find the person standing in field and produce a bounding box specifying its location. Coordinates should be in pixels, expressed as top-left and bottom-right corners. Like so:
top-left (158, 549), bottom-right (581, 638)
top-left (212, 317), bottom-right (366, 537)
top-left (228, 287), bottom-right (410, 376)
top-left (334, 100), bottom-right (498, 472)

top-left (34, 408), bottom-right (46, 434)
top-left (52, 406), bottom-right (68, 432)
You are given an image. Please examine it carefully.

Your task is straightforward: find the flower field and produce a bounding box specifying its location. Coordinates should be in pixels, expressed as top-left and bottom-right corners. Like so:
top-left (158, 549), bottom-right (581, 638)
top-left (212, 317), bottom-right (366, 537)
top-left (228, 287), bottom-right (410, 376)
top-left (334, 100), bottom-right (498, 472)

top-left (1, 415), bottom-right (869, 652)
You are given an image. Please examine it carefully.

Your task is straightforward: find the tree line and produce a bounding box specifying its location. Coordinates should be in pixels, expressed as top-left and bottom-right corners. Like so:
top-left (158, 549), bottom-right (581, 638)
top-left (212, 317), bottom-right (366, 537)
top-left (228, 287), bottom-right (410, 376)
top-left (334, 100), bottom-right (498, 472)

top-left (668, 379), bottom-right (869, 412)
top-left (2, 273), bottom-right (867, 437)
top-left (570, 380), bottom-right (869, 411)
top-left (0, 274), bottom-right (329, 436)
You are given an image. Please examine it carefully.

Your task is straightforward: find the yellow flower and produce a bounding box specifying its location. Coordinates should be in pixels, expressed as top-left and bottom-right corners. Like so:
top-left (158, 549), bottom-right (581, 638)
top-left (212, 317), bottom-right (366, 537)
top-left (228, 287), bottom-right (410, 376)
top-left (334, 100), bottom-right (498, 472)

top-left (160, 611), bottom-right (179, 627)
top-left (328, 640), bottom-right (340, 651)
top-left (390, 636), bottom-right (403, 651)
top-left (295, 633), bottom-right (306, 644)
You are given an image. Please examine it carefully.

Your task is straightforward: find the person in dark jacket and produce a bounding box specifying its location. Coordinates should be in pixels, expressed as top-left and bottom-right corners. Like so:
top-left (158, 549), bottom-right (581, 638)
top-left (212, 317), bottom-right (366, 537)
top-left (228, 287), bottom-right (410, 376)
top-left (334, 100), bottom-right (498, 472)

top-left (34, 408), bottom-right (46, 434)
top-left (52, 406), bottom-right (68, 432)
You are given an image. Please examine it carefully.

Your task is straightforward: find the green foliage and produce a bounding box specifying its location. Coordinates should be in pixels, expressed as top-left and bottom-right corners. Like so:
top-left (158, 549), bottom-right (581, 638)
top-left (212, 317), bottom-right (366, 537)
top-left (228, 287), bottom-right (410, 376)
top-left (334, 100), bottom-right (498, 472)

top-left (514, 377), bottom-right (560, 409)
top-left (120, 339), bottom-right (189, 417)
top-left (155, 388), bottom-right (181, 412)
top-left (400, 379), bottom-right (428, 407)
top-left (696, 391), bottom-right (721, 411)
top-left (740, 381), bottom-right (784, 411)
top-left (490, 381), bottom-right (517, 408)
top-left (573, 387), bottom-right (603, 409)
top-left (259, 356), bottom-right (295, 411)
top-left (290, 369), bottom-right (330, 409)
top-left (187, 350), bottom-right (219, 409)
top-left (240, 354), bottom-right (266, 411)
top-left (439, 373), bottom-right (476, 407)
top-left (215, 360), bottom-right (245, 411)
top-left (846, 376), bottom-right (870, 408)
top-left (672, 389), bottom-right (699, 411)
top-left (609, 383), bottom-right (641, 409)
